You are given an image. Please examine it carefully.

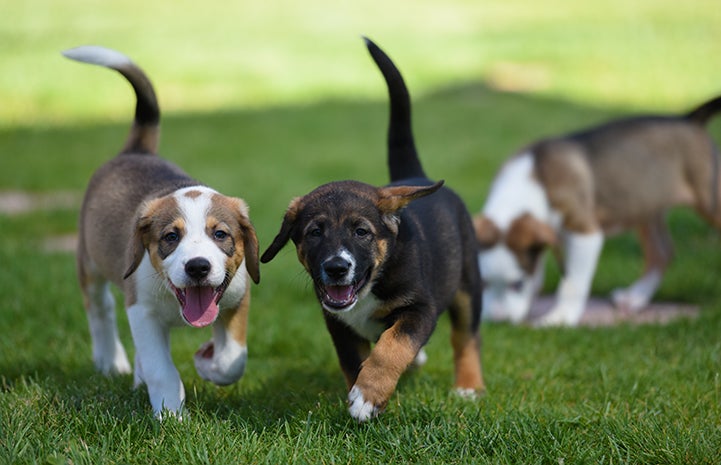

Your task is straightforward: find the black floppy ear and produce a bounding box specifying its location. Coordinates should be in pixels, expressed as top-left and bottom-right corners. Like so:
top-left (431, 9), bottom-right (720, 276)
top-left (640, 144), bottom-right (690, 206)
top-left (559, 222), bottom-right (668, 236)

top-left (260, 198), bottom-right (301, 263)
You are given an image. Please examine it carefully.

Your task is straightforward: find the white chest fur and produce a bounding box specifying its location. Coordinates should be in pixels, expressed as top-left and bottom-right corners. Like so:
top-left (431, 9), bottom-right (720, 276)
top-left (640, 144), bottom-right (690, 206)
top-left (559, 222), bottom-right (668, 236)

top-left (484, 152), bottom-right (553, 229)
top-left (333, 294), bottom-right (385, 341)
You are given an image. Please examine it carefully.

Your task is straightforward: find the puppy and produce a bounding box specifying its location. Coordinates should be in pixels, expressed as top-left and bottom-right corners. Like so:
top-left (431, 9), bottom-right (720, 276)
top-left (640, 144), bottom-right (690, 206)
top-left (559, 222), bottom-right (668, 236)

top-left (64, 46), bottom-right (260, 418)
top-left (261, 38), bottom-right (485, 421)
top-left (475, 95), bottom-right (721, 326)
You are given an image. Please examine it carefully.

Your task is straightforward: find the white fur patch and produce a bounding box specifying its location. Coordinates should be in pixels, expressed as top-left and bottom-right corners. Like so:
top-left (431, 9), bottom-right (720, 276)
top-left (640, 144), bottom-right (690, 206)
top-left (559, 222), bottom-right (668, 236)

top-left (348, 385), bottom-right (379, 422)
top-left (333, 293), bottom-right (385, 341)
top-left (85, 280), bottom-right (131, 374)
top-left (62, 45), bottom-right (133, 70)
top-left (537, 231), bottom-right (603, 326)
top-left (126, 299), bottom-right (185, 417)
top-left (483, 153), bottom-right (551, 229)
top-left (194, 335), bottom-right (247, 386)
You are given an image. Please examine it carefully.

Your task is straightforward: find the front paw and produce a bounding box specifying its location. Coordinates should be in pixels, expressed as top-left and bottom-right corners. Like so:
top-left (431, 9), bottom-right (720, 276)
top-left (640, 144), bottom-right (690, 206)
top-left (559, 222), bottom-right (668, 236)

top-left (348, 386), bottom-right (382, 422)
top-left (534, 305), bottom-right (581, 327)
top-left (193, 340), bottom-right (247, 386)
top-left (611, 288), bottom-right (649, 313)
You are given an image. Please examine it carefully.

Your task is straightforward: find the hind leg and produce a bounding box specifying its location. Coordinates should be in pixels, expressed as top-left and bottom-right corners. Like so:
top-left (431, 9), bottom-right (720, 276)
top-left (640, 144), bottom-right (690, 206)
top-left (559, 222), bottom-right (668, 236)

top-left (449, 289), bottom-right (485, 396)
top-left (81, 274), bottom-right (131, 375)
top-left (612, 215), bottom-right (671, 312)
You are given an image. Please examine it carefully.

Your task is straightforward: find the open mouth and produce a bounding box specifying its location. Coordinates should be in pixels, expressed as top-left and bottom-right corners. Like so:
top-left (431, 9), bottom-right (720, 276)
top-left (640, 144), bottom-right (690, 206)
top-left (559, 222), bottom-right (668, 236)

top-left (170, 273), bottom-right (231, 328)
top-left (318, 272), bottom-right (369, 311)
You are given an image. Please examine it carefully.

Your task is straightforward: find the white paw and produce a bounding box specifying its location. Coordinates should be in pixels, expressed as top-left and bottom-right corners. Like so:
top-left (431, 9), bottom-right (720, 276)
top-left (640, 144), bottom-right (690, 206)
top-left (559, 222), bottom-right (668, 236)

top-left (155, 407), bottom-right (184, 422)
top-left (534, 306), bottom-right (578, 327)
top-left (411, 348), bottom-right (428, 368)
top-left (454, 387), bottom-right (478, 400)
top-left (611, 288), bottom-right (648, 313)
top-left (193, 341), bottom-right (247, 386)
top-left (93, 341), bottom-right (131, 375)
top-left (348, 386), bottom-right (380, 422)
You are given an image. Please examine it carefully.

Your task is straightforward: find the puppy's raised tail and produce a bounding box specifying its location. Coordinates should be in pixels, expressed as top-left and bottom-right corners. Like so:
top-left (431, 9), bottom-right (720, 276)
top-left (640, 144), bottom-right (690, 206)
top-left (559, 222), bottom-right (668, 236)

top-left (62, 46), bottom-right (160, 155)
top-left (685, 95), bottom-right (721, 126)
top-left (364, 37), bottom-right (426, 182)
top-left (685, 94), bottom-right (721, 216)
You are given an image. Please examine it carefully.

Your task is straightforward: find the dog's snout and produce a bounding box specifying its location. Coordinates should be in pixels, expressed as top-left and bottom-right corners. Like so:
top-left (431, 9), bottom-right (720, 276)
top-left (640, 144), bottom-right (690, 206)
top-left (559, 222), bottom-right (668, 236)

top-left (323, 256), bottom-right (352, 280)
top-left (185, 257), bottom-right (211, 280)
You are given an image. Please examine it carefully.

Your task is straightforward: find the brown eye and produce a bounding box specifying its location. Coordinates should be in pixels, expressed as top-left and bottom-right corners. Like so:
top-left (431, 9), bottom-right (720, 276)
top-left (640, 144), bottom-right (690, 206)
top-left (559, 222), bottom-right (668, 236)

top-left (355, 228), bottom-right (369, 237)
top-left (308, 227), bottom-right (322, 238)
top-left (213, 230), bottom-right (228, 240)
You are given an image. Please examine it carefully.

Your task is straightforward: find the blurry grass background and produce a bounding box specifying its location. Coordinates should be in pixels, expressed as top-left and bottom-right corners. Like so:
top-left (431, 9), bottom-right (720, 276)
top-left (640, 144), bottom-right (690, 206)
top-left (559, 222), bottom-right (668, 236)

top-left (2, 0), bottom-right (721, 463)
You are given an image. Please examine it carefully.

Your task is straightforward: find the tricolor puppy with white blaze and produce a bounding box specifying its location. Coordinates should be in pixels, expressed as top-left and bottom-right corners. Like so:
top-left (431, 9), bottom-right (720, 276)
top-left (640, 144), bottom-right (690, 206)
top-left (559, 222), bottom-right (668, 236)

top-left (261, 38), bottom-right (485, 422)
top-left (475, 95), bottom-right (721, 326)
top-left (64, 46), bottom-right (260, 418)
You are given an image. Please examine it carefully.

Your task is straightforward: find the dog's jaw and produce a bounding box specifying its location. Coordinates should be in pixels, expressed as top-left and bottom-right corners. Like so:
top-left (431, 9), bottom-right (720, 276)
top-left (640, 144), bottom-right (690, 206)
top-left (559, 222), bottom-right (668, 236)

top-left (167, 274), bottom-right (231, 328)
top-left (315, 248), bottom-right (374, 312)
top-left (318, 269), bottom-right (371, 312)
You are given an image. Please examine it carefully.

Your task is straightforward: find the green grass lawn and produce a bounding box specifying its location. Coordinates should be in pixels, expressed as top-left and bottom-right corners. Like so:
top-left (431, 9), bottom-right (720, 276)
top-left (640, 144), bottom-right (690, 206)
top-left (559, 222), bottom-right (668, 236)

top-left (2, 1), bottom-right (721, 463)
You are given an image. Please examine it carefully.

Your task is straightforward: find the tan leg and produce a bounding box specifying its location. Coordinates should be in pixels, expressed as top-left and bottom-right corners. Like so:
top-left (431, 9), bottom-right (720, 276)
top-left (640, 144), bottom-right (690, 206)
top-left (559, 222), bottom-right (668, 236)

top-left (348, 324), bottom-right (419, 421)
top-left (449, 291), bottom-right (484, 395)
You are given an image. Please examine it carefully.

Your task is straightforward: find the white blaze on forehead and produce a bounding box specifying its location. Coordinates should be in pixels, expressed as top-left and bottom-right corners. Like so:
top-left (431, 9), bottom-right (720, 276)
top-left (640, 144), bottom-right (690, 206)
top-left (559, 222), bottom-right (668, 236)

top-left (483, 152), bottom-right (551, 231)
top-left (174, 186), bottom-right (218, 227)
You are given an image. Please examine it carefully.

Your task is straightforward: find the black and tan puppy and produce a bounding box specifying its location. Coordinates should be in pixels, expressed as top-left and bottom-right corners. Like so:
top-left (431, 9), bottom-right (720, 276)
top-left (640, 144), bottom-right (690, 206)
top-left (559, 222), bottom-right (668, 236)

top-left (261, 38), bottom-right (485, 421)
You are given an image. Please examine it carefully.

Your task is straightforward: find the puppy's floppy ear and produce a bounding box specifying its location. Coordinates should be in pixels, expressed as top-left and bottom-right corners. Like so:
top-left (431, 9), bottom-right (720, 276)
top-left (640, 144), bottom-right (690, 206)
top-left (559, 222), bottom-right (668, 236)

top-left (123, 200), bottom-right (159, 279)
top-left (260, 197), bottom-right (302, 263)
top-left (506, 213), bottom-right (557, 255)
top-left (232, 198), bottom-right (261, 284)
top-left (473, 214), bottom-right (501, 249)
top-left (376, 180), bottom-right (444, 214)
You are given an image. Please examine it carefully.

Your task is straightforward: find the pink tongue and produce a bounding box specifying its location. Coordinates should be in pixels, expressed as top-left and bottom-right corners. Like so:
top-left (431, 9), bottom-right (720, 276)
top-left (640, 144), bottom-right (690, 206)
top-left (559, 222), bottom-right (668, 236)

top-left (182, 286), bottom-right (219, 328)
top-left (327, 285), bottom-right (354, 303)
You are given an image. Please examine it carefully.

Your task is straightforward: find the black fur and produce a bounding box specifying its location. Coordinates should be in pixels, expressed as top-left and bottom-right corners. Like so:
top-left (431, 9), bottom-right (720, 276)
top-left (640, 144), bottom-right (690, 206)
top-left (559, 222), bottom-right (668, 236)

top-left (261, 38), bottom-right (484, 420)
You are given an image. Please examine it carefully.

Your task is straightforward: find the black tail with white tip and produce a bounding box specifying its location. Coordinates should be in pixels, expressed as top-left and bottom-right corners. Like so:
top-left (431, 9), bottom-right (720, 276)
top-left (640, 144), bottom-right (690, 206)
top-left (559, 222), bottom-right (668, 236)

top-left (62, 45), bottom-right (160, 155)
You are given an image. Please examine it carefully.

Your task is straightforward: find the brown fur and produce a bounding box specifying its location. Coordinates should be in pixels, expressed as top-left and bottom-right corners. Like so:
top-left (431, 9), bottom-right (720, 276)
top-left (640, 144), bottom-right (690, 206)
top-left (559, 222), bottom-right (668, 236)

top-left (67, 46), bottom-right (259, 415)
top-left (475, 102), bottom-right (721, 320)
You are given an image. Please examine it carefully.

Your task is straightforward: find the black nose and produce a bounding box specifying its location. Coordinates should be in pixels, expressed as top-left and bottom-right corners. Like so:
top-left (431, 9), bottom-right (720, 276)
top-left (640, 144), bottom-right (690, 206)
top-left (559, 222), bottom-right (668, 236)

top-left (322, 256), bottom-right (351, 280)
top-left (185, 257), bottom-right (211, 280)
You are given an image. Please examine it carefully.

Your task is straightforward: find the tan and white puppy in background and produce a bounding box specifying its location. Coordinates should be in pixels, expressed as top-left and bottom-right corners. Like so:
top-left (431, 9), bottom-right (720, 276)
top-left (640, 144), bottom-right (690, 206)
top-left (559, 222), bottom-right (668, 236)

top-left (64, 46), bottom-right (260, 417)
top-left (475, 96), bottom-right (721, 326)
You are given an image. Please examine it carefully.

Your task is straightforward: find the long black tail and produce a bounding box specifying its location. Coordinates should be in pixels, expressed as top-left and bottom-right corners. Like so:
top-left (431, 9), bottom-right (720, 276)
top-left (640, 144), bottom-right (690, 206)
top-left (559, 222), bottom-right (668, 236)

top-left (364, 37), bottom-right (426, 181)
top-left (685, 95), bottom-right (721, 125)
top-left (62, 45), bottom-right (160, 155)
